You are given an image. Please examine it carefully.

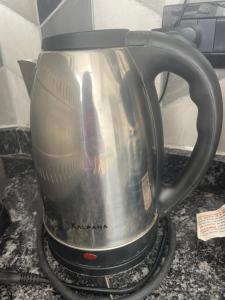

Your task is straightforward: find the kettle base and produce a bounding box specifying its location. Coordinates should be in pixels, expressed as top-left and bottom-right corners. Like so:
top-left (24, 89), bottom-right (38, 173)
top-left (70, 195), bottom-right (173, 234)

top-left (46, 223), bottom-right (158, 276)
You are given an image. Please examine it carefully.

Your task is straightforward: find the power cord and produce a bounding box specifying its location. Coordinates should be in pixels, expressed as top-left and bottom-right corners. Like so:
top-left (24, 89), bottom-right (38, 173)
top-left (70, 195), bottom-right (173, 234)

top-left (159, 0), bottom-right (188, 104)
top-left (0, 217), bottom-right (176, 299)
top-left (174, 0), bottom-right (189, 28)
top-left (159, 72), bottom-right (170, 103)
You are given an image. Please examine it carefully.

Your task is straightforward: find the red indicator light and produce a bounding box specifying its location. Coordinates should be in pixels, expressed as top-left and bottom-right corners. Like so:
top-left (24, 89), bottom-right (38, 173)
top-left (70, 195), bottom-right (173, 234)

top-left (83, 253), bottom-right (97, 261)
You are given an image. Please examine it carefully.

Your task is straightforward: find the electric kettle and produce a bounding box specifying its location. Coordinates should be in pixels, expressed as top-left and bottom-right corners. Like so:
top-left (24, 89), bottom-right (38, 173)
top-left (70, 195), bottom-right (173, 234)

top-left (19, 29), bottom-right (223, 276)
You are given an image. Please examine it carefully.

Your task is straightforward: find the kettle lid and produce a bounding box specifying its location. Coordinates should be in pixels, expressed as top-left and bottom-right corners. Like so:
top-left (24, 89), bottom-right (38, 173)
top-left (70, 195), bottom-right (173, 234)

top-left (42, 29), bottom-right (129, 51)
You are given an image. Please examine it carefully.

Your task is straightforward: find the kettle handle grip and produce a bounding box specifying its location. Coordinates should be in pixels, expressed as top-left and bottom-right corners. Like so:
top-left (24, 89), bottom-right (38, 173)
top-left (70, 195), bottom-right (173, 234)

top-left (126, 31), bottom-right (223, 216)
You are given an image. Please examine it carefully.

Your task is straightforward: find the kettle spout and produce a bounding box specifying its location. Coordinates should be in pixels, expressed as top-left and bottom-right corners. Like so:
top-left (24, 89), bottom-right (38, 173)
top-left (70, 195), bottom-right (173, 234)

top-left (18, 60), bottom-right (37, 96)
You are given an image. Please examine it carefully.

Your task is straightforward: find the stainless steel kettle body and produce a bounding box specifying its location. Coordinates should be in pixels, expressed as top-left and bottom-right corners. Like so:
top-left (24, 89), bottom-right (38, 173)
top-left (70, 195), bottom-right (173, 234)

top-left (31, 48), bottom-right (159, 273)
top-left (32, 48), bottom-right (158, 248)
top-left (20, 30), bottom-right (223, 275)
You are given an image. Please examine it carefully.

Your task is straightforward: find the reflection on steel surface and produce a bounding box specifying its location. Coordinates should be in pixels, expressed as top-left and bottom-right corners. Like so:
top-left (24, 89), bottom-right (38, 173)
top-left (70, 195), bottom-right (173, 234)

top-left (31, 48), bottom-right (157, 250)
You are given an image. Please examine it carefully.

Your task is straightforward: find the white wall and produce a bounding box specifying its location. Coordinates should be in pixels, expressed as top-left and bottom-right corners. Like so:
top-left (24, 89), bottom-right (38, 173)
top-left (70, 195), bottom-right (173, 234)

top-left (93, 0), bottom-right (163, 30)
top-left (0, 1), bottom-right (41, 128)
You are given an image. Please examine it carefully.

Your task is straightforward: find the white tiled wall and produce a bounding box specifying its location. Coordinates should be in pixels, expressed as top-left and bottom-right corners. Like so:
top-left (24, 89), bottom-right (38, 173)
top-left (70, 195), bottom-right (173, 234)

top-left (0, 0), bottom-right (40, 128)
top-left (93, 0), bottom-right (163, 30)
top-left (0, 68), bottom-right (17, 126)
top-left (0, 0), bottom-right (93, 130)
top-left (0, 1), bottom-right (40, 128)
top-left (40, 0), bottom-right (93, 38)
top-left (6, 68), bottom-right (31, 127)
top-left (0, 4), bottom-right (40, 76)
top-left (0, 0), bottom-right (39, 24)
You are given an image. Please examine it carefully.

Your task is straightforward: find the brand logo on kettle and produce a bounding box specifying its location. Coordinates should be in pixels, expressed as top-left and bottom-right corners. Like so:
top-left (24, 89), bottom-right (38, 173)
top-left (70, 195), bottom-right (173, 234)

top-left (71, 223), bottom-right (108, 230)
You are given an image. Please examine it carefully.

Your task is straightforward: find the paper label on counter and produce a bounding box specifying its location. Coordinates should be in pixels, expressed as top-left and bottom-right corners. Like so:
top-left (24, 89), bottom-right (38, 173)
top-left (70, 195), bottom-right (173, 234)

top-left (197, 204), bottom-right (225, 241)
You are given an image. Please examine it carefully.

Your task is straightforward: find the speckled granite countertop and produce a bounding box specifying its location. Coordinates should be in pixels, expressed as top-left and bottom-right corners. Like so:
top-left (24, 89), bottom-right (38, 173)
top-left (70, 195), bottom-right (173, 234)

top-left (1, 154), bottom-right (225, 300)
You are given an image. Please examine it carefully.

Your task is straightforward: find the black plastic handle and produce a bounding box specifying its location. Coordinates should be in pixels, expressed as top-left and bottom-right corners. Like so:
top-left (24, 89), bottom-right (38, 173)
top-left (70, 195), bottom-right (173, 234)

top-left (126, 31), bottom-right (223, 216)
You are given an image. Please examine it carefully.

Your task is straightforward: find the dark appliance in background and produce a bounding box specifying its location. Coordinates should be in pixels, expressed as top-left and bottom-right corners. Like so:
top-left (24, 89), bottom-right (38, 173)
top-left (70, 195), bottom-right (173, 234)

top-left (0, 1), bottom-right (224, 299)
top-left (162, 1), bottom-right (225, 68)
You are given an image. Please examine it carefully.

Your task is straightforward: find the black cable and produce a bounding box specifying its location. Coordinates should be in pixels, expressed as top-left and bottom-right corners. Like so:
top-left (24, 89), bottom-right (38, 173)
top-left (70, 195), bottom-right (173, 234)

top-left (159, 0), bottom-right (188, 104)
top-left (174, 0), bottom-right (189, 28)
top-left (122, 217), bottom-right (176, 300)
top-left (159, 72), bottom-right (170, 103)
top-left (54, 221), bottom-right (168, 295)
top-left (37, 217), bottom-right (176, 299)
top-left (44, 217), bottom-right (168, 295)
top-left (0, 271), bottom-right (49, 285)
top-left (0, 217), bottom-right (176, 299)
top-left (0, 226), bottom-right (167, 294)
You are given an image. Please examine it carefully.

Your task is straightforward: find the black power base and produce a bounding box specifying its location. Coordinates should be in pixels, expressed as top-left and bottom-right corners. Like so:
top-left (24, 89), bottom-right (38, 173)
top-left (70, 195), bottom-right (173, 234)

top-left (46, 222), bottom-right (158, 276)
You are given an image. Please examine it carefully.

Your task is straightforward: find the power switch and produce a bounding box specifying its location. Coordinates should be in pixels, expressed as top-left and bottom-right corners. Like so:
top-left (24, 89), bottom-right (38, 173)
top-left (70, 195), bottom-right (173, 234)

top-left (214, 18), bottom-right (225, 52)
